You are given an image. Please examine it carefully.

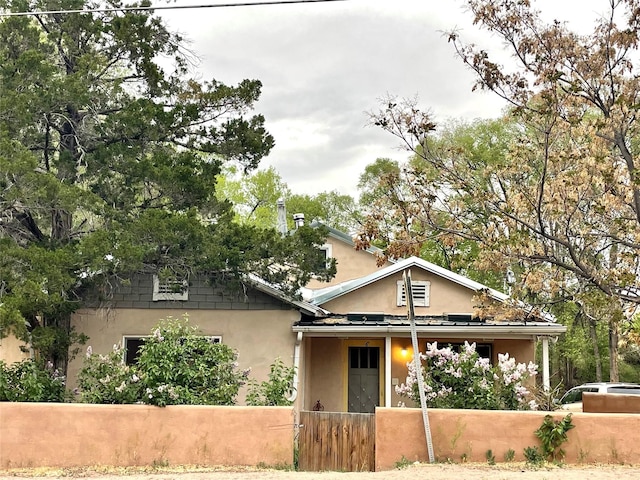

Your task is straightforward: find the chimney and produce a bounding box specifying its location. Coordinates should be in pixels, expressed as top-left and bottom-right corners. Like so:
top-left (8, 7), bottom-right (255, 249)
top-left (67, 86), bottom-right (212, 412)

top-left (293, 213), bottom-right (305, 229)
top-left (276, 199), bottom-right (287, 236)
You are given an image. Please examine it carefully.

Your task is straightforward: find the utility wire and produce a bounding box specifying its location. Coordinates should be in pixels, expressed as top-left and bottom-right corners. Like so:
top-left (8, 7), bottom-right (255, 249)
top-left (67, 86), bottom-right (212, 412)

top-left (0, 0), bottom-right (347, 17)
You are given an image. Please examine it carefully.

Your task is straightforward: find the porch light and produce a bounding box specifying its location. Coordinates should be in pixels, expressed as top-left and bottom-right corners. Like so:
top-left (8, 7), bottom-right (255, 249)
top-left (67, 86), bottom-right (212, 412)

top-left (401, 347), bottom-right (409, 358)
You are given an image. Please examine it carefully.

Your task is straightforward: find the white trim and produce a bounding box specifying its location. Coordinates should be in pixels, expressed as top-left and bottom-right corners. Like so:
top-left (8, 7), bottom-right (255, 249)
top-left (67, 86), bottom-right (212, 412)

top-left (397, 280), bottom-right (430, 307)
top-left (320, 243), bottom-right (333, 267)
top-left (541, 336), bottom-right (550, 391)
top-left (152, 275), bottom-right (189, 301)
top-left (384, 336), bottom-right (392, 408)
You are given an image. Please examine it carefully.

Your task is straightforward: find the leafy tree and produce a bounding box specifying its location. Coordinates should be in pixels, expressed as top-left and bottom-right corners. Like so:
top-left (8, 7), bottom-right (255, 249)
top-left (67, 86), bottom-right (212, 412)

top-left (356, 148), bottom-right (506, 290)
top-left (287, 190), bottom-right (361, 233)
top-left (215, 165), bottom-right (291, 228)
top-left (364, 0), bottom-right (640, 380)
top-left (448, 0), bottom-right (640, 379)
top-left (216, 165), bottom-right (361, 232)
top-left (0, 0), bottom-right (333, 374)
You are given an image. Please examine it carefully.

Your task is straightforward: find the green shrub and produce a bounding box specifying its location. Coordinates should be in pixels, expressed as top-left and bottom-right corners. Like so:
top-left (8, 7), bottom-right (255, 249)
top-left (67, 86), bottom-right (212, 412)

top-left (0, 359), bottom-right (66, 402)
top-left (535, 413), bottom-right (574, 462)
top-left (504, 448), bottom-right (516, 462)
top-left (246, 357), bottom-right (295, 406)
top-left (77, 315), bottom-right (249, 406)
top-left (394, 455), bottom-right (412, 469)
top-left (523, 446), bottom-right (545, 466)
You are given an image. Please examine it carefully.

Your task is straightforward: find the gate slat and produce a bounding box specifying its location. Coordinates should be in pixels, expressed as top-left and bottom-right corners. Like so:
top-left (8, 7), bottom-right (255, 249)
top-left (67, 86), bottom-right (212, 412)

top-left (298, 411), bottom-right (375, 472)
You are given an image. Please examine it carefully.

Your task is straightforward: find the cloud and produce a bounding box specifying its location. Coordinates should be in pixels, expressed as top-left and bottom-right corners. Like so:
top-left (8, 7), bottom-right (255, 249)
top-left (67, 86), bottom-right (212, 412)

top-left (161, 0), bottom-right (510, 197)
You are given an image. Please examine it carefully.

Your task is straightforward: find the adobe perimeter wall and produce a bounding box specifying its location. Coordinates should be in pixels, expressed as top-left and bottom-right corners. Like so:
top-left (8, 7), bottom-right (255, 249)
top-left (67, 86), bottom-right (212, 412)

top-left (0, 403), bottom-right (294, 469)
top-left (583, 393), bottom-right (640, 413)
top-left (375, 407), bottom-right (640, 470)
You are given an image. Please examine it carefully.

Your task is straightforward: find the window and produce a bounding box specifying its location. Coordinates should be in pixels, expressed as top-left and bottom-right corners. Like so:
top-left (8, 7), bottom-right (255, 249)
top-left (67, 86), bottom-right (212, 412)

top-left (397, 280), bottom-right (430, 307)
top-left (152, 275), bottom-right (188, 301)
top-left (123, 336), bottom-right (146, 365)
top-left (319, 243), bottom-right (333, 268)
top-left (435, 342), bottom-right (493, 361)
top-left (123, 335), bottom-right (222, 365)
top-left (311, 243), bottom-right (333, 274)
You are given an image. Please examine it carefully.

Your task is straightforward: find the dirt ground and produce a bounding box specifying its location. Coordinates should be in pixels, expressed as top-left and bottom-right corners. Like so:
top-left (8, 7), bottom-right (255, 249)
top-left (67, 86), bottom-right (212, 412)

top-left (2, 463), bottom-right (640, 480)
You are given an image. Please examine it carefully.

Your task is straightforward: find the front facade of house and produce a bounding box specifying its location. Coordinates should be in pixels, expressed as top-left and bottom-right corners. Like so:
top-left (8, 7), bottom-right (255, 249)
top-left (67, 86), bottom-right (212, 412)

top-left (2, 222), bottom-right (566, 412)
top-left (64, 273), bottom-right (313, 401)
top-left (294, 225), bottom-right (566, 412)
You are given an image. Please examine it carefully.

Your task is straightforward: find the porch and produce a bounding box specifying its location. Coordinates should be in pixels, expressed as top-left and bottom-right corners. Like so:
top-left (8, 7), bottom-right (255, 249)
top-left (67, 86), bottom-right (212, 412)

top-left (294, 318), bottom-right (563, 413)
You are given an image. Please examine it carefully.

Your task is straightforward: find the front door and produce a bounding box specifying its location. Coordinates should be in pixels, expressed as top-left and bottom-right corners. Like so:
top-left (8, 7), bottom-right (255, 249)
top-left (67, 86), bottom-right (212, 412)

top-left (348, 346), bottom-right (380, 413)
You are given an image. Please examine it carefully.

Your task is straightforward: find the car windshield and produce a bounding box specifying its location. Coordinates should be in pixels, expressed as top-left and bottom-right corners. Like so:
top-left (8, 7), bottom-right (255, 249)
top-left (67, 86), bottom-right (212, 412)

top-left (560, 387), bottom-right (599, 404)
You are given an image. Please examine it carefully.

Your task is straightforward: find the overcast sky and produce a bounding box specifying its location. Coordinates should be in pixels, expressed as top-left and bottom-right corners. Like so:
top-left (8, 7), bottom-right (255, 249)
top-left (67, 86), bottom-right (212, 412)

top-left (160, 0), bottom-right (606, 198)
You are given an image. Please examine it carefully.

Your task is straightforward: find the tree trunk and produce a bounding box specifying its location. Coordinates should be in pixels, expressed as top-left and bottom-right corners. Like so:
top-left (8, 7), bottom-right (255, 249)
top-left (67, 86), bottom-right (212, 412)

top-left (609, 318), bottom-right (620, 382)
top-left (41, 312), bottom-right (72, 374)
top-left (589, 318), bottom-right (603, 382)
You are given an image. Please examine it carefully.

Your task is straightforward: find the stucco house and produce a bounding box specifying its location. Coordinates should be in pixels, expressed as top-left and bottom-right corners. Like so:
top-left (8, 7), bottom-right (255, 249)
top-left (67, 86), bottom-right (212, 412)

top-left (295, 224), bottom-right (566, 412)
top-left (2, 220), bottom-right (566, 412)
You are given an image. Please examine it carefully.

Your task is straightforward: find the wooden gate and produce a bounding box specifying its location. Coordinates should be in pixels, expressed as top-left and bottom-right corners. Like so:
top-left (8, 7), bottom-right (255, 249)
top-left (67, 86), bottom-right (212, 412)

top-left (298, 411), bottom-right (375, 472)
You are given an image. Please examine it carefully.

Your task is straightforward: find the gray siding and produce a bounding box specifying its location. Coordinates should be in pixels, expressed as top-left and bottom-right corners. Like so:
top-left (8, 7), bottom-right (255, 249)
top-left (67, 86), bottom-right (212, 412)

top-left (85, 274), bottom-right (293, 311)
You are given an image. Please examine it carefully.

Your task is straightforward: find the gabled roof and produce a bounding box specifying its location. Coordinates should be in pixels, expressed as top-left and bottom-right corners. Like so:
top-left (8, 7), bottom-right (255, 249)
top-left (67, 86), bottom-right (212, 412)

top-left (306, 256), bottom-right (508, 306)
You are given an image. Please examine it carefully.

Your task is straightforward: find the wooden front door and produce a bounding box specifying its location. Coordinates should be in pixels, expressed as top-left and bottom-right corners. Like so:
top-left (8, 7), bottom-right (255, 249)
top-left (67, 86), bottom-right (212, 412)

top-left (348, 346), bottom-right (380, 413)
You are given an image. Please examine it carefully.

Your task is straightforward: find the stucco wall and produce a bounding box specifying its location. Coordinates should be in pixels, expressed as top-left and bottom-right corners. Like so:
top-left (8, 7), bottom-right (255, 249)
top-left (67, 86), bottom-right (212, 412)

top-left (321, 270), bottom-right (476, 315)
top-left (4, 403), bottom-right (638, 471)
top-left (375, 407), bottom-right (640, 470)
top-left (0, 335), bottom-right (30, 364)
top-left (0, 403), bottom-right (293, 469)
top-left (67, 308), bottom-right (300, 402)
top-left (583, 393), bottom-right (640, 413)
top-left (493, 339), bottom-right (535, 365)
top-left (306, 237), bottom-right (391, 289)
top-left (307, 337), bottom-right (343, 412)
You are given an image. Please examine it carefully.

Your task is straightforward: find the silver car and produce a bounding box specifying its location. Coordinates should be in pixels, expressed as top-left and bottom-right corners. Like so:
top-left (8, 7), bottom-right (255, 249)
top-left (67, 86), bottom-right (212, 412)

top-left (559, 382), bottom-right (640, 411)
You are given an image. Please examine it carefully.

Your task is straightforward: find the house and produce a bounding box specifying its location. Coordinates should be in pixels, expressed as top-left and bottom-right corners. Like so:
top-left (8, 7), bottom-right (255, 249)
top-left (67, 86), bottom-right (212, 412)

top-left (294, 223), bottom-right (566, 412)
top-left (3, 220), bottom-right (566, 412)
top-left (64, 273), bottom-right (326, 403)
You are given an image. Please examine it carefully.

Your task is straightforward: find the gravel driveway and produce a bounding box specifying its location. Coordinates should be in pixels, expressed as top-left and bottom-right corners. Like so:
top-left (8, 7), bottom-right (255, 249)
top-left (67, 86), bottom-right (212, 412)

top-left (2, 463), bottom-right (640, 480)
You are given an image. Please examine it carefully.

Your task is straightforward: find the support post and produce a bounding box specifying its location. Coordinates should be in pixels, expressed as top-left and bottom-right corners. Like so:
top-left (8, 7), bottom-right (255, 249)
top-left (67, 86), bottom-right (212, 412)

top-left (541, 336), bottom-right (550, 391)
top-left (385, 336), bottom-right (392, 407)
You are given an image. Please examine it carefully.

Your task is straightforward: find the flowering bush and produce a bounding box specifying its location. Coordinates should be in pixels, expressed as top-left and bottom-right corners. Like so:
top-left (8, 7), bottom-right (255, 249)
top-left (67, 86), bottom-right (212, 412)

top-left (0, 359), bottom-right (66, 402)
top-left (395, 341), bottom-right (538, 410)
top-left (77, 316), bottom-right (249, 406)
top-left (76, 344), bottom-right (143, 404)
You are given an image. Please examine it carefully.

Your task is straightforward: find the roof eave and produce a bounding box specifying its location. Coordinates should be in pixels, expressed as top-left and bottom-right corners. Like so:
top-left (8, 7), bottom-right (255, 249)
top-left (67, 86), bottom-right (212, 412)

top-left (245, 275), bottom-right (330, 317)
top-left (292, 323), bottom-right (567, 338)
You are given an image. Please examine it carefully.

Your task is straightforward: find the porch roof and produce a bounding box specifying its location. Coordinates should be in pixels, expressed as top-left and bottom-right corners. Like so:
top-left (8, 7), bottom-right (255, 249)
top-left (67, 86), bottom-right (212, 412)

top-left (292, 314), bottom-right (566, 339)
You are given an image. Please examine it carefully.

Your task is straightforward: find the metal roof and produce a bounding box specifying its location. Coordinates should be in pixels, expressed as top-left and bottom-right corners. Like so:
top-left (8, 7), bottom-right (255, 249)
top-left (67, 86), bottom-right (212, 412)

top-left (293, 314), bottom-right (567, 338)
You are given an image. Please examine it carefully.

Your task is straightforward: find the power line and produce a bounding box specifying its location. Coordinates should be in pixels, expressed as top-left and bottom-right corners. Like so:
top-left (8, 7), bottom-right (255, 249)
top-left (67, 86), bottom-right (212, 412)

top-left (0, 0), bottom-right (347, 17)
